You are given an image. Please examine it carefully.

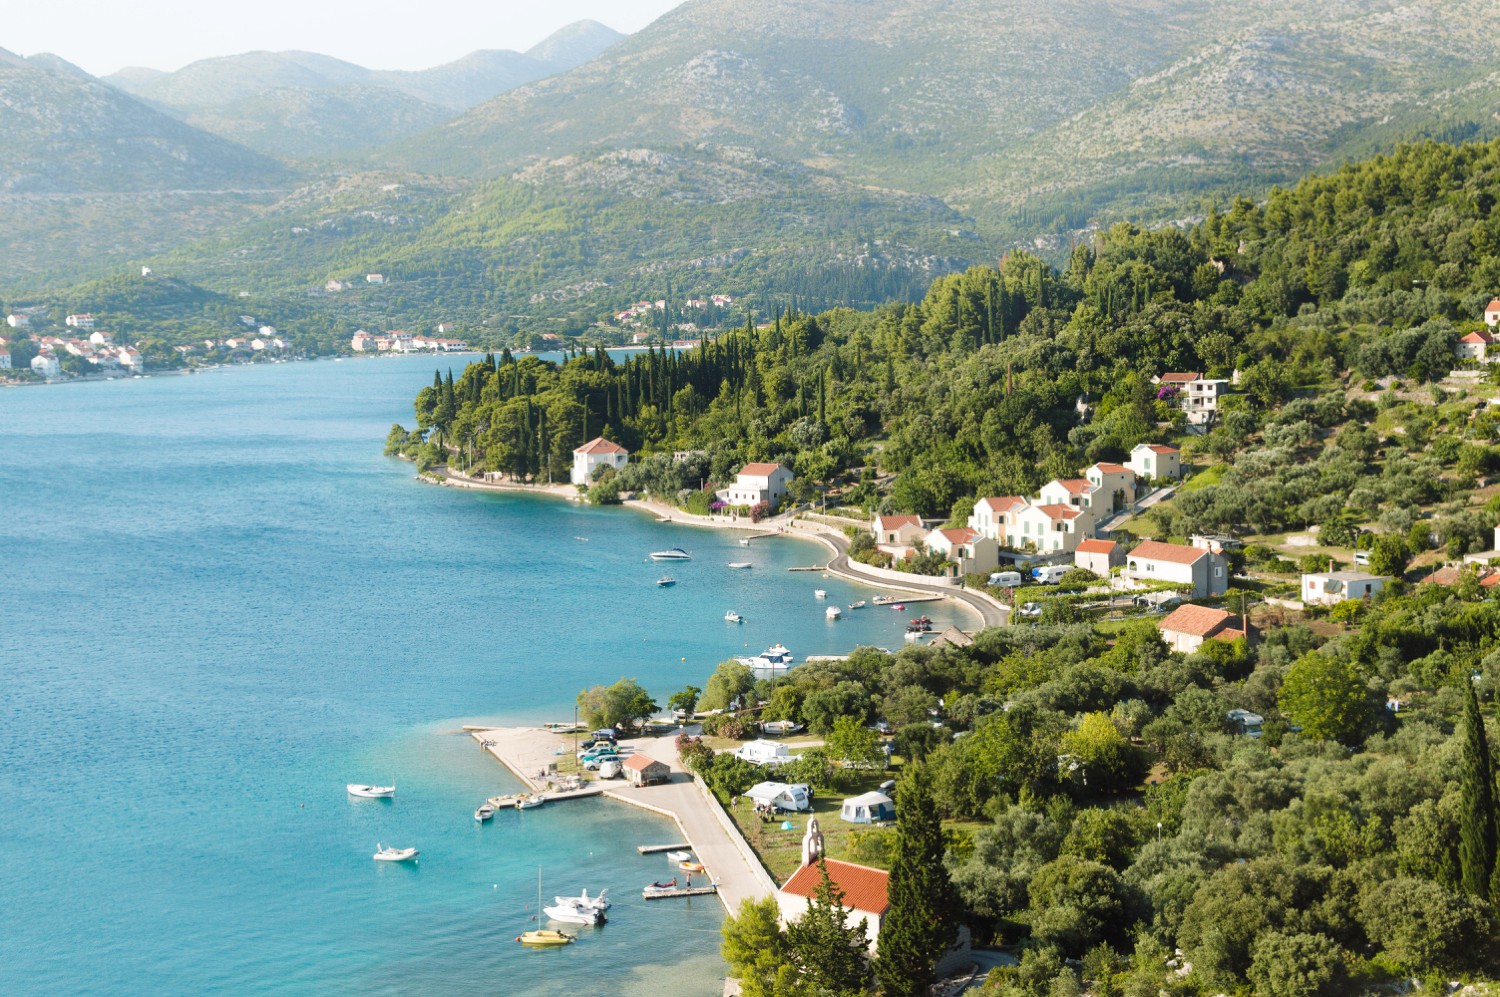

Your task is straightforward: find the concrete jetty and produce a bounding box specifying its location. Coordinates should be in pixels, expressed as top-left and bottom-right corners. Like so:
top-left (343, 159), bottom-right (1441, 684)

top-left (470, 725), bottom-right (778, 913)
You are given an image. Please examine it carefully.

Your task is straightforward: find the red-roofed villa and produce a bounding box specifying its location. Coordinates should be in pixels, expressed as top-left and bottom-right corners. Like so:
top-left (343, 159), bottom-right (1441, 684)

top-left (572, 437), bottom-right (629, 485)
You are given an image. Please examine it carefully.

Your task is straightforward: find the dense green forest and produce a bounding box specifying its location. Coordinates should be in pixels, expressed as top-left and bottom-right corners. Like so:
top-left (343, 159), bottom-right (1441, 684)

top-left (388, 138), bottom-right (1500, 993)
top-left (395, 140), bottom-right (1500, 522)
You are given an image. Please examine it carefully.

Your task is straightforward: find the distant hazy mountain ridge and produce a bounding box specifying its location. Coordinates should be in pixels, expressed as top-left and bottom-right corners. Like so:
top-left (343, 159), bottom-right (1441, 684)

top-left (102, 21), bottom-right (625, 157)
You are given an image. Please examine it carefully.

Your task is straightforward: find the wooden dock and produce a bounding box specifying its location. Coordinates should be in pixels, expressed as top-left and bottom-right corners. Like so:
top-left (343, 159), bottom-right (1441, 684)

top-left (788, 565), bottom-right (830, 572)
top-left (637, 842), bottom-right (692, 854)
top-left (642, 884), bottom-right (719, 900)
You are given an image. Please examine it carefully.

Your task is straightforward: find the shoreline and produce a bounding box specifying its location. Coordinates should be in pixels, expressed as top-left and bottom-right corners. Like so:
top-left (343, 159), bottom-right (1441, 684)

top-left (467, 724), bottom-right (779, 913)
top-left (423, 465), bottom-right (993, 627)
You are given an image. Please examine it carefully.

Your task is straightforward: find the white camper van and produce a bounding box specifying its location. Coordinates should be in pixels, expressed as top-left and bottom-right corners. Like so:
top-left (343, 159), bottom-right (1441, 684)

top-left (1031, 564), bottom-right (1070, 585)
top-left (987, 570), bottom-right (1024, 588)
top-left (745, 781), bottom-right (813, 812)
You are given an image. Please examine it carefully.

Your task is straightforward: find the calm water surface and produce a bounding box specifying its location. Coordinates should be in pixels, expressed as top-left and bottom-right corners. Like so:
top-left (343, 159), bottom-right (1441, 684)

top-left (0, 356), bottom-right (968, 993)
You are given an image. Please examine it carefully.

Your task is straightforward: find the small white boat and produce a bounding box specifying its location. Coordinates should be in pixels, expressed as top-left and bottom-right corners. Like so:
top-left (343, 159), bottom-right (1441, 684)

top-left (763, 720), bottom-right (804, 736)
top-left (347, 783), bottom-right (395, 799)
top-left (657, 576), bottom-right (677, 587)
top-left (544, 900), bottom-right (606, 925)
top-left (848, 600), bottom-right (866, 610)
top-left (574, 536), bottom-right (589, 542)
top-left (826, 606), bottom-right (842, 620)
top-left (373, 843), bottom-right (418, 862)
top-left (814, 589), bottom-right (827, 599)
top-left (738, 538), bottom-right (751, 546)
top-left (727, 562), bottom-right (753, 569)
top-left (474, 803), bottom-right (495, 822)
top-left (649, 547), bottom-right (692, 561)
top-left (516, 794), bottom-right (546, 810)
top-left (725, 610), bottom-right (744, 623)
top-left (554, 888), bottom-right (610, 912)
top-left (665, 850), bottom-right (694, 863)
top-left (736, 643), bottom-right (794, 676)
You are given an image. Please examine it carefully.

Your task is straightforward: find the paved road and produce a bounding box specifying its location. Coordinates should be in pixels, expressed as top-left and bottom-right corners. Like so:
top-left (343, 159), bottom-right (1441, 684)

top-left (799, 528), bottom-right (1009, 628)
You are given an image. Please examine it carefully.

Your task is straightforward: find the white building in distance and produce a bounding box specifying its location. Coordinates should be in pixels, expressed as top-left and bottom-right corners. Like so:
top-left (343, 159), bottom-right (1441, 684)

top-left (572, 437), bottom-right (628, 485)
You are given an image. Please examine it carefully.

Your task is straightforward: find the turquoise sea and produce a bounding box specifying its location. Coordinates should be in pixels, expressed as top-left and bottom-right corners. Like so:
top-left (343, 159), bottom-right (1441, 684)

top-left (0, 356), bottom-right (969, 994)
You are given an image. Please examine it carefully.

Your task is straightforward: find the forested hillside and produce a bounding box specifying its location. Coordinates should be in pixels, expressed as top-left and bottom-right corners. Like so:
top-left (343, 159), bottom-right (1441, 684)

top-left (391, 138), bottom-right (1500, 992)
top-left (394, 139), bottom-right (1500, 514)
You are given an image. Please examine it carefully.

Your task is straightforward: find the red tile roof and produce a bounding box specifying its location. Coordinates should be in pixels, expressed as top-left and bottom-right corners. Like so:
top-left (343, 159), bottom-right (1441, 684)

top-left (1091, 463), bottom-right (1130, 474)
top-left (1159, 372), bottom-right (1202, 383)
top-left (874, 515), bottom-right (922, 530)
top-left (623, 754), bottom-right (665, 771)
top-left (738, 462), bottom-right (785, 477)
top-left (1487, 299), bottom-right (1500, 312)
top-left (1142, 444), bottom-right (1180, 455)
top-left (934, 527), bottom-right (981, 544)
top-left (574, 437), bottom-right (627, 455)
top-left (1158, 604), bottom-right (1236, 637)
top-left (1130, 540), bottom-right (1208, 565)
top-left (1460, 331), bottom-right (1493, 345)
top-left (1053, 478), bottom-right (1091, 495)
top-left (1075, 539), bottom-right (1117, 554)
top-left (1031, 503), bottom-right (1084, 521)
top-left (978, 496), bottom-right (1027, 513)
top-left (781, 859), bottom-right (890, 915)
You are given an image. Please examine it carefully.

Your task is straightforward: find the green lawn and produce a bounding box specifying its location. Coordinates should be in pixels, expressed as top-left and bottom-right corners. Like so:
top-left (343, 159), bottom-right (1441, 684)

top-left (725, 771), bottom-right (893, 882)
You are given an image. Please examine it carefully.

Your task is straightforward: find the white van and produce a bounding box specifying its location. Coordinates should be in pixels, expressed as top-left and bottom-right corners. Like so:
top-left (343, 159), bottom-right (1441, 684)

top-left (987, 570), bottom-right (1024, 587)
top-left (1031, 564), bottom-right (1070, 585)
top-left (745, 781), bottom-right (813, 812)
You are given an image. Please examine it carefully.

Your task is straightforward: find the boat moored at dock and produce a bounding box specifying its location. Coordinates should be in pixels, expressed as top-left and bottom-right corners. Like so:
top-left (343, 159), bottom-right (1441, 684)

top-left (737, 643), bottom-right (794, 677)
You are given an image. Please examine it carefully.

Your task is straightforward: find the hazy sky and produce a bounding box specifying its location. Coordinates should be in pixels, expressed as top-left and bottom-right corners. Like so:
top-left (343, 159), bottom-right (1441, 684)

top-left (7, 0), bottom-right (685, 76)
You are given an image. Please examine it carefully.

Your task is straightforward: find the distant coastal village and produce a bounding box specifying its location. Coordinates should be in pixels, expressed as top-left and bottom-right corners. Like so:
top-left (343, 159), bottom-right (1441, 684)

top-left (0, 282), bottom-right (739, 384)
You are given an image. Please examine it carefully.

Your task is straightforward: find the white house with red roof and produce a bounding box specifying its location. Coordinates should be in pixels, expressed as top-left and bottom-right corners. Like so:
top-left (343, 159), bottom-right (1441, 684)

top-left (1127, 443), bottom-right (1181, 481)
top-left (572, 437), bottom-right (629, 485)
top-left (1074, 538), bottom-right (1124, 576)
top-left (777, 818), bottom-right (890, 951)
top-left (721, 462), bottom-right (794, 508)
top-left (1157, 604), bottom-right (1246, 653)
top-left (924, 526), bottom-right (999, 576)
top-left (968, 495), bottom-right (1027, 543)
top-left (0, 346), bottom-right (10, 369)
top-left (1012, 503), bottom-right (1095, 554)
top-left (65, 313), bottom-right (94, 330)
top-left (872, 514), bottom-right (925, 546)
top-left (1457, 330), bottom-right (1494, 363)
top-left (1124, 540), bottom-right (1229, 598)
top-left (1038, 477), bottom-right (1092, 510)
top-left (1084, 462), bottom-right (1136, 513)
top-left (1486, 299), bottom-right (1500, 327)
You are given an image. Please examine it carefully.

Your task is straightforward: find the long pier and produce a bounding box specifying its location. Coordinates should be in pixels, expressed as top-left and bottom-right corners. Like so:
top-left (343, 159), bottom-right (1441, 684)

top-left (643, 885), bottom-right (719, 900)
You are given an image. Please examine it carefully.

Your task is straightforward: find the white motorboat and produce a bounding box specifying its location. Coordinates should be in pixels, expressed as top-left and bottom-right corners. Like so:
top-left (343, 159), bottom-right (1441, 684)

top-left (516, 794), bottom-right (546, 810)
top-left (664, 850), bottom-right (694, 863)
top-left (725, 610), bottom-right (744, 623)
top-left (474, 803), bottom-right (495, 822)
top-left (544, 900), bottom-right (606, 925)
top-left (738, 538), bottom-right (751, 546)
top-left (373, 843), bottom-right (418, 862)
top-left (814, 589), bottom-right (827, 599)
top-left (348, 783), bottom-right (395, 798)
top-left (657, 576), bottom-right (677, 587)
top-left (649, 547), bottom-right (692, 561)
top-left (763, 720), bottom-right (804, 736)
top-left (737, 643), bottom-right (794, 676)
top-left (826, 606), bottom-right (842, 620)
top-left (727, 562), bottom-right (753, 569)
top-left (554, 888), bottom-right (610, 912)
top-left (847, 600), bottom-right (866, 610)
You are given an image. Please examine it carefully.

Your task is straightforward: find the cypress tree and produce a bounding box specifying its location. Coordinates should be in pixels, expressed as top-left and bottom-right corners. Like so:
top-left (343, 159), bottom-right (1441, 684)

top-left (1459, 679), bottom-right (1497, 898)
top-left (786, 859), bottom-right (870, 994)
top-left (876, 763), bottom-right (960, 996)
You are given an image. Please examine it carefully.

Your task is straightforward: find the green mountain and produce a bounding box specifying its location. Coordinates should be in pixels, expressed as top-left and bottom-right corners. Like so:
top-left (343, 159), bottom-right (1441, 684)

top-left (102, 21), bottom-right (626, 158)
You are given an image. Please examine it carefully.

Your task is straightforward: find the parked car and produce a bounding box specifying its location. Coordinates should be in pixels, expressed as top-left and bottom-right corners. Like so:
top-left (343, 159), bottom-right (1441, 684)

top-left (1018, 602), bottom-right (1043, 617)
top-left (582, 753), bottom-right (622, 771)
